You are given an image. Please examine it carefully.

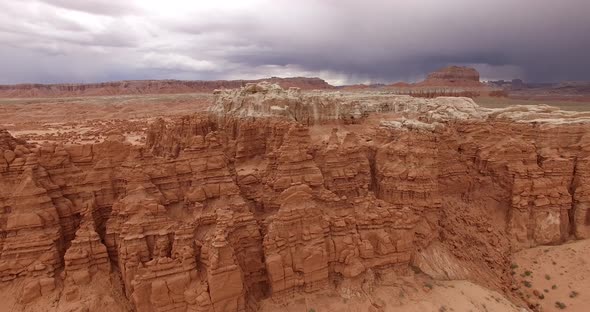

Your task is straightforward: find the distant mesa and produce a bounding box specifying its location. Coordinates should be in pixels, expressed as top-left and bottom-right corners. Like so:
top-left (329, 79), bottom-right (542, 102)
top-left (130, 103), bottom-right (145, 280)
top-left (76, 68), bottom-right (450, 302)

top-left (414, 66), bottom-right (484, 88)
top-left (424, 66), bottom-right (480, 83)
top-left (382, 66), bottom-right (488, 98)
top-left (0, 77), bottom-right (334, 98)
top-left (0, 65), bottom-right (531, 100)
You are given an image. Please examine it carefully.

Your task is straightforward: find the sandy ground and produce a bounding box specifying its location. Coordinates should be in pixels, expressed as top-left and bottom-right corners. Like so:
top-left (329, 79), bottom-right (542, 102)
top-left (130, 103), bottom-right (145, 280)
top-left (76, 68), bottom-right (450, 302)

top-left (260, 276), bottom-right (525, 312)
top-left (0, 93), bottom-right (212, 144)
top-left (0, 93), bottom-right (212, 123)
top-left (512, 239), bottom-right (590, 312)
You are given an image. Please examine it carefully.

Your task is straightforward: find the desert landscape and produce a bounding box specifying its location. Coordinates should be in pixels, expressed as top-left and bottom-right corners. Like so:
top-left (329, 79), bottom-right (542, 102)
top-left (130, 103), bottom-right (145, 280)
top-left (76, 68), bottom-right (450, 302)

top-left (0, 64), bottom-right (589, 312)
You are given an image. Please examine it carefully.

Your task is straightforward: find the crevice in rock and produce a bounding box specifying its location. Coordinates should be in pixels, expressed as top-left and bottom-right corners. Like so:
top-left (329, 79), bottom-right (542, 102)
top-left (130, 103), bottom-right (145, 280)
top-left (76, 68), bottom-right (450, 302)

top-left (367, 147), bottom-right (379, 194)
top-left (568, 157), bottom-right (578, 238)
top-left (53, 197), bottom-right (83, 268)
top-left (146, 235), bottom-right (155, 260)
top-left (91, 204), bottom-right (112, 246)
top-left (166, 233), bottom-right (174, 258)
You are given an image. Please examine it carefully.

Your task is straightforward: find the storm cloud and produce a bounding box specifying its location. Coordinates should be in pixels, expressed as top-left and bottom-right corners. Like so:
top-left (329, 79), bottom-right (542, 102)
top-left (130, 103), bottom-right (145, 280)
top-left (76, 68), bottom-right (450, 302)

top-left (0, 0), bottom-right (589, 85)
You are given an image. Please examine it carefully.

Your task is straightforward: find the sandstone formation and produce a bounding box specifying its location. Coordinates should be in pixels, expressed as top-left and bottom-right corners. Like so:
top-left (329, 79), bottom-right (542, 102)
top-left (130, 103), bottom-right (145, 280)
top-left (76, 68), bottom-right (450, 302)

top-left (422, 66), bottom-right (481, 85)
top-left (1, 82), bottom-right (590, 311)
top-left (385, 66), bottom-right (492, 98)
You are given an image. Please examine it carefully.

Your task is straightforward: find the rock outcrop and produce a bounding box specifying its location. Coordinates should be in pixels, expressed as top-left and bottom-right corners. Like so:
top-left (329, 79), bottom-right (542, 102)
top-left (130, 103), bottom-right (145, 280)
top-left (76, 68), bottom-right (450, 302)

top-left (423, 66), bottom-right (481, 84)
top-left (209, 81), bottom-right (483, 125)
top-left (1, 83), bottom-right (590, 311)
top-left (385, 66), bottom-right (491, 98)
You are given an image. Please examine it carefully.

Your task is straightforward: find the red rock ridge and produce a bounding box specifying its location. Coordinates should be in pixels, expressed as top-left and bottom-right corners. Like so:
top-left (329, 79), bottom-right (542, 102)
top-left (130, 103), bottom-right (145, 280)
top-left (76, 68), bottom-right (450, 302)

top-left (0, 77), bottom-right (334, 98)
top-left (1, 83), bottom-right (590, 311)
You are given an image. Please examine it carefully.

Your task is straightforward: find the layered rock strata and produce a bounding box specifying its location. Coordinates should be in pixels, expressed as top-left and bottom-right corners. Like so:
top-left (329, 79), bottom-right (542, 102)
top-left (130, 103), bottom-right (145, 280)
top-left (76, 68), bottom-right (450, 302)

top-left (1, 83), bottom-right (590, 311)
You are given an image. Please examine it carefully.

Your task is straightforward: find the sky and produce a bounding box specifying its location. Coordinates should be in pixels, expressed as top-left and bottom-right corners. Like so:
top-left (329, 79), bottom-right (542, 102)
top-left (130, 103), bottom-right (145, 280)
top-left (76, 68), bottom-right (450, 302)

top-left (1, 0), bottom-right (589, 85)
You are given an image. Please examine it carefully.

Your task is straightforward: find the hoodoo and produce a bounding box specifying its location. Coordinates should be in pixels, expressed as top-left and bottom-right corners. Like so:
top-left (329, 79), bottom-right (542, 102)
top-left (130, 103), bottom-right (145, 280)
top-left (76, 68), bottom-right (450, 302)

top-left (1, 83), bottom-right (590, 311)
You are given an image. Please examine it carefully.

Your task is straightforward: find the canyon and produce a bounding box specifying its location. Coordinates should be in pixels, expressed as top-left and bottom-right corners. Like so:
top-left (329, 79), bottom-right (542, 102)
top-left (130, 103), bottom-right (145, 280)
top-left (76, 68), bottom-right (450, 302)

top-left (1, 81), bottom-right (590, 312)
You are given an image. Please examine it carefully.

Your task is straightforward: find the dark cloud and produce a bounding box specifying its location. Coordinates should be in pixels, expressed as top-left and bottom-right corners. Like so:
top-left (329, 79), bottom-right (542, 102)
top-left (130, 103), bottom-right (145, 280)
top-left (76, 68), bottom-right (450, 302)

top-left (220, 0), bottom-right (590, 82)
top-left (0, 0), bottom-right (589, 84)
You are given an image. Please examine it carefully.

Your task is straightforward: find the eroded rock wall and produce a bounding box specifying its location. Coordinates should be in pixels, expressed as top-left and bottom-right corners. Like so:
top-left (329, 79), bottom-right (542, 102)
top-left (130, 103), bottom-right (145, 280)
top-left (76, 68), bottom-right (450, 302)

top-left (2, 83), bottom-right (590, 311)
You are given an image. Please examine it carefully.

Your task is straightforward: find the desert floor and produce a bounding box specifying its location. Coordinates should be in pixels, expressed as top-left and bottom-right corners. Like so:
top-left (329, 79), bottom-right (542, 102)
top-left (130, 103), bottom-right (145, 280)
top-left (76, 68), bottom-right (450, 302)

top-left (512, 239), bottom-right (590, 312)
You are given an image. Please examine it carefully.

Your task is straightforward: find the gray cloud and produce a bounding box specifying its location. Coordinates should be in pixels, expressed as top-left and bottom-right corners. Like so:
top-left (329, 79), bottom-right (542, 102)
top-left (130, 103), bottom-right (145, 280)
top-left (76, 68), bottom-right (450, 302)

top-left (0, 0), bottom-right (589, 85)
top-left (38, 0), bottom-right (139, 16)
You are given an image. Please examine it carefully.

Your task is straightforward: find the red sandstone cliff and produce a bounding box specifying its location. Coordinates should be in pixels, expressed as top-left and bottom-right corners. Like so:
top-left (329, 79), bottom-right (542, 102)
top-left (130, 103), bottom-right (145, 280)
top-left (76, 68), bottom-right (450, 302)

top-left (1, 84), bottom-right (589, 311)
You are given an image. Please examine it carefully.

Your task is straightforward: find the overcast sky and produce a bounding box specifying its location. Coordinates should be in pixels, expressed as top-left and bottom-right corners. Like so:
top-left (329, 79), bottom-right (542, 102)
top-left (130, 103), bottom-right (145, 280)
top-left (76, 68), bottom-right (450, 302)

top-left (1, 0), bottom-right (589, 85)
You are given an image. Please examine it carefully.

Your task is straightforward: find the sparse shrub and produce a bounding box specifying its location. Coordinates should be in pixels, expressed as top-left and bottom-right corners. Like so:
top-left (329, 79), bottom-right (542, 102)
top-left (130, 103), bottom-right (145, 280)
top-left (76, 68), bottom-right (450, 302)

top-left (555, 301), bottom-right (566, 309)
top-left (524, 281), bottom-right (532, 288)
top-left (545, 274), bottom-right (551, 280)
top-left (510, 263), bottom-right (519, 269)
top-left (552, 284), bottom-right (558, 290)
top-left (439, 305), bottom-right (447, 312)
top-left (539, 293), bottom-right (545, 299)
top-left (425, 282), bottom-right (434, 290)
top-left (544, 289), bottom-right (549, 293)
top-left (570, 291), bottom-right (579, 298)
top-left (524, 270), bottom-right (533, 276)
top-left (309, 309), bottom-right (316, 312)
